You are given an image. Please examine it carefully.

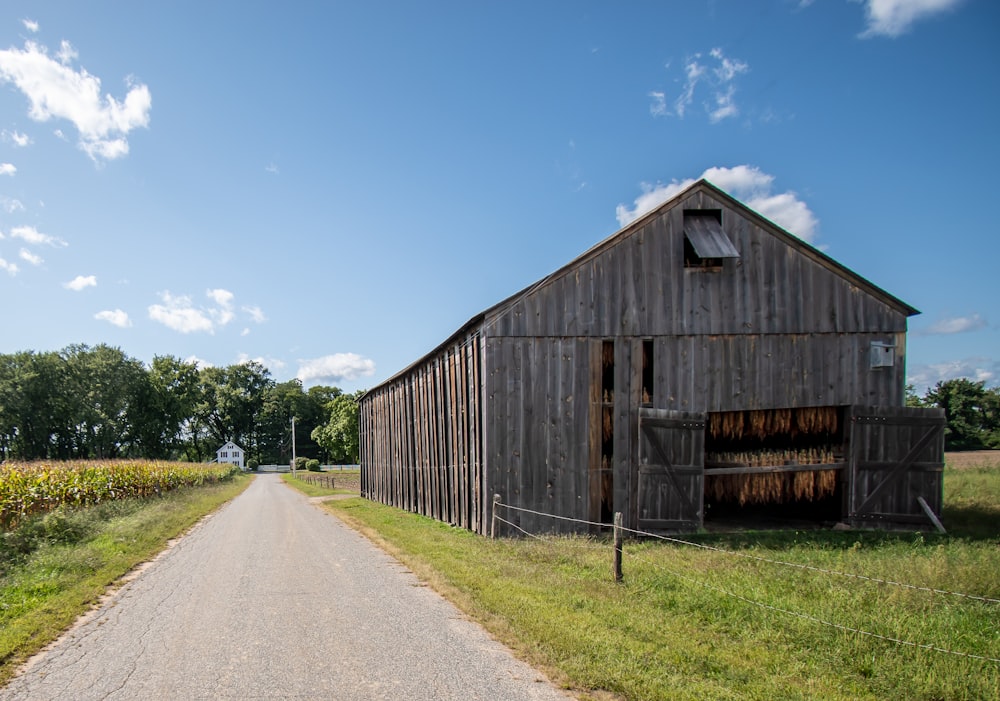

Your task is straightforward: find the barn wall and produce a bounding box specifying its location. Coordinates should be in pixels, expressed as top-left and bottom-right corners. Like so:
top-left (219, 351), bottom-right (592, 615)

top-left (489, 190), bottom-right (908, 340)
top-left (483, 336), bottom-right (592, 535)
top-left (653, 332), bottom-right (907, 413)
top-left (359, 330), bottom-right (487, 533)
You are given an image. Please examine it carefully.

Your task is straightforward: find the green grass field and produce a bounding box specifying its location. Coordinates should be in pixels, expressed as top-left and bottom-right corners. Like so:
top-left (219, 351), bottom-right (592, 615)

top-left (318, 457), bottom-right (1000, 701)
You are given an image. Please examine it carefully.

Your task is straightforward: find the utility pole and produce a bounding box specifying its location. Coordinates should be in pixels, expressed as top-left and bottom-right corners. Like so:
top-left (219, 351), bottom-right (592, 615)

top-left (291, 416), bottom-right (297, 473)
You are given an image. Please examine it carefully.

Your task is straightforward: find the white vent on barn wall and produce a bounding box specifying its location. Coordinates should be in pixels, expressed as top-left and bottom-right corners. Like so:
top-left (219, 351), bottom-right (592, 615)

top-left (870, 342), bottom-right (895, 369)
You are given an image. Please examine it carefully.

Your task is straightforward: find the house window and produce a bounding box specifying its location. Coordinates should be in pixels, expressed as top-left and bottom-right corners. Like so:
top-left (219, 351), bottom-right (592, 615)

top-left (683, 209), bottom-right (739, 269)
top-left (221, 451), bottom-right (228, 458)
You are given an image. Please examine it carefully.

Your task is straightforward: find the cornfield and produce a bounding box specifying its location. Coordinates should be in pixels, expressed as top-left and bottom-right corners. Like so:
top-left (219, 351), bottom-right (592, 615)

top-left (0, 460), bottom-right (239, 530)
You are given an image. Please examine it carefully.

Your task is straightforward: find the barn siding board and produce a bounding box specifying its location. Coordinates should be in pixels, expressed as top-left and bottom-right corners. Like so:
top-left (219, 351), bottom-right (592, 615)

top-left (359, 179), bottom-right (931, 536)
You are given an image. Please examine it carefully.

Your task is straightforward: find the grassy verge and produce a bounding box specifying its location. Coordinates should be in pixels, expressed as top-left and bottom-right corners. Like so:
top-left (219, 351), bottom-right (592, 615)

top-left (323, 464), bottom-right (999, 701)
top-left (0, 473), bottom-right (252, 685)
top-left (281, 472), bottom-right (359, 496)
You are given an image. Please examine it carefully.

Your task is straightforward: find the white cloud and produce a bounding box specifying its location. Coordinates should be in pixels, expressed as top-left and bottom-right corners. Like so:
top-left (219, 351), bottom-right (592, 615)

top-left (922, 314), bottom-right (987, 335)
top-left (858, 0), bottom-right (964, 38)
top-left (148, 292), bottom-right (215, 334)
top-left (237, 353), bottom-right (285, 372)
top-left (615, 165), bottom-right (819, 242)
top-left (4, 130), bottom-right (31, 147)
top-left (265, 162), bottom-right (279, 174)
top-left (907, 356), bottom-right (999, 393)
top-left (241, 327), bottom-right (250, 337)
top-left (10, 224), bottom-right (66, 247)
top-left (0, 163), bottom-right (15, 176)
top-left (243, 305), bottom-right (267, 323)
top-left (1, 197), bottom-right (25, 213)
top-left (22, 19), bottom-right (39, 33)
top-left (19, 248), bottom-right (42, 266)
top-left (185, 355), bottom-right (212, 369)
top-left (207, 287), bottom-right (235, 325)
top-left (296, 353), bottom-right (376, 386)
top-left (148, 289), bottom-right (240, 334)
top-left (64, 274), bottom-right (97, 291)
top-left (648, 91), bottom-right (667, 117)
top-left (95, 309), bottom-right (131, 328)
top-left (0, 39), bottom-right (151, 162)
top-left (0, 257), bottom-right (18, 275)
top-left (663, 48), bottom-right (748, 122)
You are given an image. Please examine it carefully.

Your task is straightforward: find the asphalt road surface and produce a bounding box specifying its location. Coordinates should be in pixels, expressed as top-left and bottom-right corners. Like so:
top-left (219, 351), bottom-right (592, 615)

top-left (2, 474), bottom-right (575, 700)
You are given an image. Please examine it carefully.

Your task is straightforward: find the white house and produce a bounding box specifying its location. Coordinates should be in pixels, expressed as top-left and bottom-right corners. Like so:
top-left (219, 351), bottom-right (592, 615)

top-left (216, 441), bottom-right (246, 469)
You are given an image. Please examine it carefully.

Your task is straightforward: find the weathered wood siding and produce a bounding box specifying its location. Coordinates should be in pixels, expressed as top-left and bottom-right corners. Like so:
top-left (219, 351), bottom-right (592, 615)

top-left (488, 189), bottom-right (908, 341)
top-left (359, 330), bottom-right (486, 532)
top-left (483, 336), bottom-right (591, 535)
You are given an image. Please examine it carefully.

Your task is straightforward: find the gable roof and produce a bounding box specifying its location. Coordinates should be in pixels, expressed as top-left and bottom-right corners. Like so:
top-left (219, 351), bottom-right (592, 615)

top-left (365, 179), bottom-right (918, 395)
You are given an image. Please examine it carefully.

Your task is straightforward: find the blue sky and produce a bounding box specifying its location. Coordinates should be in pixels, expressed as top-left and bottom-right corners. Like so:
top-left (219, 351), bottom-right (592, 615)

top-left (0, 0), bottom-right (996, 394)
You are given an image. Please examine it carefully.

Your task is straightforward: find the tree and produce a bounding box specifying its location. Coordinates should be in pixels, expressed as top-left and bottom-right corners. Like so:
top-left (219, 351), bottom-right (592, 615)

top-left (923, 378), bottom-right (993, 451)
top-left (311, 391), bottom-right (362, 464)
top-left (194, 362), bottom-right (274, 460)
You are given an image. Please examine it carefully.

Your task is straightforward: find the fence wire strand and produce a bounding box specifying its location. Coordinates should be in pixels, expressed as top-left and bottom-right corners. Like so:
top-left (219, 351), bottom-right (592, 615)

top-left (492, 500), bottom-right (1000, 665)
top-left (495, 501), bottom-right (999, 604)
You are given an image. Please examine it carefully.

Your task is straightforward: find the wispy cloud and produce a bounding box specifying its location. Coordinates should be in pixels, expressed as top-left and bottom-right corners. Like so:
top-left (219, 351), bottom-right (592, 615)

top-left (0, 163), bottom-right (15, 176)
top-left (95, 309), bottom-right (131, 328)
top-left (615, 165), bottom-right (819, 242)
top-left (907, 356), bottom-right (999, 393)
top-left (1, 197), bottom-right (24, 213)
top-left (64, 274), bottom-right (97, 291)
top-left (10, 225), bottom-right (66, 247)
top-left (654, 48), bottom-right (748, 123)
top-left (0, 37), bottom-right (151, 162)
top-left (22, 19), bottom-right (39, 33)
top-left (3, 130), bottom-right (31, 147)
top-left (243, 305), bottom-right (267, 323)
top-left (19, 248), bottom-right (42, 266)
top-left (265, 162), bottom-right (279, 174)
top-left (921, 314), bottom-right (987, 335)
top-left (0, 257), bottom-right (18, 275)
top-left (858, 0), bottom-right (964, 39)
top-left (296, 353), bottom-right (376, 386)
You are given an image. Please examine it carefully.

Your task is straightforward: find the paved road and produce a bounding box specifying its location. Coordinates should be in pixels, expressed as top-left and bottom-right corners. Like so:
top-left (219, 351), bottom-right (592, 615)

top-left (2, 475), bottom-right (574, 700)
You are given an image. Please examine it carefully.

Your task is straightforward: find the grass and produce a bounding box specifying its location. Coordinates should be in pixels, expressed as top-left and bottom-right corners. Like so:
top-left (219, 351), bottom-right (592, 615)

top-left (316, 458), bottom-right (1000, 701)
top-left (0, 472), bottom-right (252, 685)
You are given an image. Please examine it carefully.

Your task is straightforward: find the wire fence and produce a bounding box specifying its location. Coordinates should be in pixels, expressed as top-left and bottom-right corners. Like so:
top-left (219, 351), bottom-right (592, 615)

top-left (491, 498), bottom-right (1000, 665)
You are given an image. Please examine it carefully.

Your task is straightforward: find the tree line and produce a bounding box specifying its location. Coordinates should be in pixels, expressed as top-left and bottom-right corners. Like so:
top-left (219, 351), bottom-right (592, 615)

top-left (907, 378), bottom-right (1000, 451)
top-left (0, 344), bottom-right (362, 465)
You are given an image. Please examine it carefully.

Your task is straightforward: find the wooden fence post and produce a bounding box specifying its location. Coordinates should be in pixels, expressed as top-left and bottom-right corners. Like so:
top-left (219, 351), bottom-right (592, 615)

top-left (491, 494), bottom-right (501, 539)
top-left (613, 511), bottom-right (623, 582)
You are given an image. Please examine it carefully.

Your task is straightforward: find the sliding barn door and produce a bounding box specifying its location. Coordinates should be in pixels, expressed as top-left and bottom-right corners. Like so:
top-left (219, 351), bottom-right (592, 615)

top-left (636, 408), bottom-right (706, 532)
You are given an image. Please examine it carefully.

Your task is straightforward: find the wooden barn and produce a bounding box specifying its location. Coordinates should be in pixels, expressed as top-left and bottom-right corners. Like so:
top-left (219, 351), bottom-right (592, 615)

top-left (359, 179), bottom-right (945, 536)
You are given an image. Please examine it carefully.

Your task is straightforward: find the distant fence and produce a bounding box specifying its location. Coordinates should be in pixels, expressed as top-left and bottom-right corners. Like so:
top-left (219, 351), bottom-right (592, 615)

top-left (254, 464), bottom-right (360, 474)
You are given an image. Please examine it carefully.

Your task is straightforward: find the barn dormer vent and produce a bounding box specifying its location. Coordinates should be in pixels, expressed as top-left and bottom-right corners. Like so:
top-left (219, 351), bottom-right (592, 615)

top-left (683, 209), bottom-right (739, 269)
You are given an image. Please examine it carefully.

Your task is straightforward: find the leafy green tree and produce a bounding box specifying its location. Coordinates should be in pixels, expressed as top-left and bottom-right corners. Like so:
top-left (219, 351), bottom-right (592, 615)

top-left (133, 355), bottom-right (201, 458)
top-left (924, 378), bottom-right (993, 450)
top-left (194, 361), bottom-right (274, 460)
top-left (311, 391), bottom-right (363, 464)
top-left (0, 351), bottom-right (66, 459)
top-left (60, 344), bottom-right (148, 458)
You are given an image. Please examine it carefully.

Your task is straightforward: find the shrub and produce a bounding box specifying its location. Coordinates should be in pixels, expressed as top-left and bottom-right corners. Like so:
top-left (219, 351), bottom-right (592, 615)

top-left (306, 459), bottom-right (320, 472)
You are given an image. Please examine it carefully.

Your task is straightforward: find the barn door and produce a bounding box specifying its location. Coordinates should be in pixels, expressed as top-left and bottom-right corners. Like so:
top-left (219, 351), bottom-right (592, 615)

top-left (636, 408), bottom-right (705, 532)
top-left (847, 406), bottom-right (946, 529)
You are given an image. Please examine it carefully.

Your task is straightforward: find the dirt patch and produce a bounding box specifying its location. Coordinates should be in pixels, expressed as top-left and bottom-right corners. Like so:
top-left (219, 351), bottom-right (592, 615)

top-left (945, 450), bottom-right (1000, 469)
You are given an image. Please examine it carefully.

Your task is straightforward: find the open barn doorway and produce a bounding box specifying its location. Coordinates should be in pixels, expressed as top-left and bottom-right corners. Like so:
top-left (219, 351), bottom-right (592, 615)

top-left (702, 406), bottom-right (847, 530)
